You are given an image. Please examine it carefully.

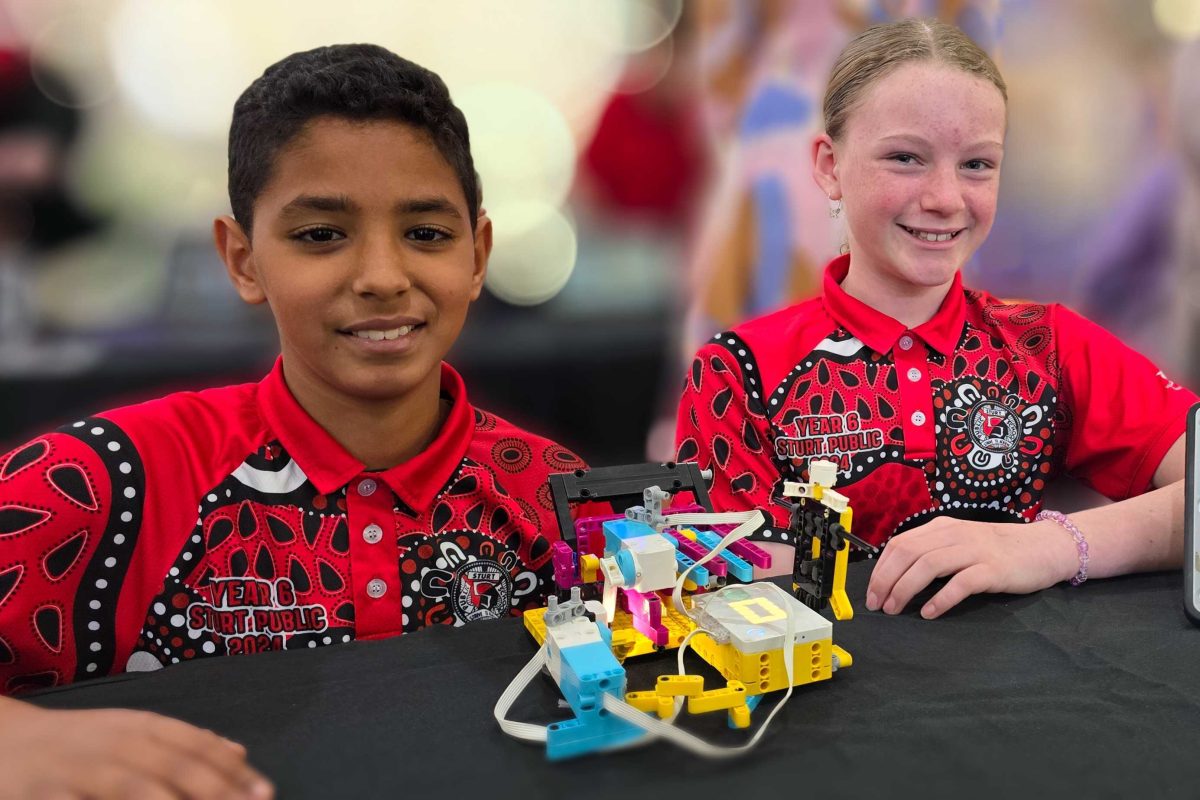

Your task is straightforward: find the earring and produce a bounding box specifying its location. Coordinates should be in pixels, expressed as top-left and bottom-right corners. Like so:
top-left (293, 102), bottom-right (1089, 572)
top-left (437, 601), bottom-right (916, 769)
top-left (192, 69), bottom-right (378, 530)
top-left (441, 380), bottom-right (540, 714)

top-left (828, 199), bottom-right (843, 219)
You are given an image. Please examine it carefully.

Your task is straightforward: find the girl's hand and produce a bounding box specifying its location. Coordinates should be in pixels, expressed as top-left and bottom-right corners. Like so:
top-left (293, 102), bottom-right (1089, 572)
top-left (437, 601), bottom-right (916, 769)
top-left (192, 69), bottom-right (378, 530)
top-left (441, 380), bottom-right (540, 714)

top-left (865, 517), bottom-right (1080, 619)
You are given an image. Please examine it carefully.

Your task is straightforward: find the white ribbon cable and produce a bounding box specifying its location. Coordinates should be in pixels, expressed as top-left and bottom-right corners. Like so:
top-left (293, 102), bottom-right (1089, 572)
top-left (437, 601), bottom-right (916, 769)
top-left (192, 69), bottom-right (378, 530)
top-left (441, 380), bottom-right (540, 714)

top-left (493, 644), bottom-right (551, 743)
top-left (603, 582), bottom-right (798, 759)
top-left (663, 509), bottom-right (764, 617)
top-left (496, 509), bottom-right (799, 759)
top-left (602, 581), bottom-right (618, 626)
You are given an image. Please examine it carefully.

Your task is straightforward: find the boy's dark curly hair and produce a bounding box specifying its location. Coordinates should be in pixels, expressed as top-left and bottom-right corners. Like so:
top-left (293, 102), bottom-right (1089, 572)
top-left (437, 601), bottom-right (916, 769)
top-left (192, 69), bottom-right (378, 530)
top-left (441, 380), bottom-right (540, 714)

top-left (228, 44), bottom-right (477, 235)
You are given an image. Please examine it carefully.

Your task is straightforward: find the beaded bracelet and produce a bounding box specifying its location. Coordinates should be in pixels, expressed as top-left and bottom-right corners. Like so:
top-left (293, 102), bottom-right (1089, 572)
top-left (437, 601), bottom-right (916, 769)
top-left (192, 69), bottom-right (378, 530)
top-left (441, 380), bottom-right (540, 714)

top-left (1035, 509), bottom-right (1089, 586)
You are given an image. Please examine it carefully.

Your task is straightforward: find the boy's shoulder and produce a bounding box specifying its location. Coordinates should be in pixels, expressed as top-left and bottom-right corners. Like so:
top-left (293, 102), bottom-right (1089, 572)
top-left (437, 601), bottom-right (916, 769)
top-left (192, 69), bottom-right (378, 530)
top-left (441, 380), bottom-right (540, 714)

top-left (465, 405), bottom-right (585, 479)
top-left (97, 379), bottom-right (262, 435)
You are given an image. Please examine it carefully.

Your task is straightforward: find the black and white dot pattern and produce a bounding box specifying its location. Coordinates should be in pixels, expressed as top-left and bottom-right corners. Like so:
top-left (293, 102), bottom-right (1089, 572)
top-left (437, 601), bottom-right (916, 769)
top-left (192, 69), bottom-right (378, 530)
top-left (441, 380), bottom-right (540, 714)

top-left (712, 332), bottom-right (766, 416)
top-left (767, 330), bottom-right (873, 423)
top-left (60, 417), bottom-right (145, 682)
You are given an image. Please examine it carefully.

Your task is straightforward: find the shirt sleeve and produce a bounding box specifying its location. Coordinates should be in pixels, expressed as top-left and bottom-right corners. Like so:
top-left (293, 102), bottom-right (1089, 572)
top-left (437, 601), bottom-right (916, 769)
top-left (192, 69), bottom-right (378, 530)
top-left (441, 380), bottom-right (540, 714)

top-left (1056, 305), bottom-right (1197, 499)
top-left (674, 341), bottom-right (789, 530)
top-left (0, 429), bottom-right (117, 694)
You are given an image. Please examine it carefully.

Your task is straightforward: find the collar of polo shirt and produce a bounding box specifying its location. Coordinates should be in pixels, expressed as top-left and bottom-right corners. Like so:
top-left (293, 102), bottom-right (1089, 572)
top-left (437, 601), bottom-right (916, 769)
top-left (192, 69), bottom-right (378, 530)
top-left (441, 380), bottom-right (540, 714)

top-left (256, 358), bottom-right (474, 509)
top-left (821, 254), bottom-right (966, 357)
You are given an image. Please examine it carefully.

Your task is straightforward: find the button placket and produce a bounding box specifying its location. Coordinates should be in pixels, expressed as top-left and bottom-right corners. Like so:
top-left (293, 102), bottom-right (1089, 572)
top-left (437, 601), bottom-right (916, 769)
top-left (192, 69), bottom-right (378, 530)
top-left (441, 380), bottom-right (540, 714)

top-left (346, 474), bottom-right (403, 639)
top-left (893, 333), bottom-right (937, 460)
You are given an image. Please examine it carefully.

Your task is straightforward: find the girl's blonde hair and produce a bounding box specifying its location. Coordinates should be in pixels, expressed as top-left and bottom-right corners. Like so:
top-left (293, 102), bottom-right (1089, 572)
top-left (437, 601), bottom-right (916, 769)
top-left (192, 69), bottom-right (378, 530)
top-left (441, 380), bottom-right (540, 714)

top-left (823, 18), bottom-right (1006, 141)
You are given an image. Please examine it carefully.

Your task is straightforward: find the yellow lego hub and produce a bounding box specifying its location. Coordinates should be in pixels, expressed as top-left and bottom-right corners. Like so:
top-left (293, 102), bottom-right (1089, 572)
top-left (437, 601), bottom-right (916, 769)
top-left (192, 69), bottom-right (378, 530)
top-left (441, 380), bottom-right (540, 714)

top-left (688, 633), bottom-right (836, 695)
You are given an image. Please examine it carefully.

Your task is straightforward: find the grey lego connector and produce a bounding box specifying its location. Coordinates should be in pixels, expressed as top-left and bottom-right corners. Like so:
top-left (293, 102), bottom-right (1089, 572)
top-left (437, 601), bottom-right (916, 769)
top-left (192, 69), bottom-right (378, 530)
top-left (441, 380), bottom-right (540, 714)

top-left (544, 586), bottom-right (587, 627)
top-left (625, 485), bottom-right (671, 528)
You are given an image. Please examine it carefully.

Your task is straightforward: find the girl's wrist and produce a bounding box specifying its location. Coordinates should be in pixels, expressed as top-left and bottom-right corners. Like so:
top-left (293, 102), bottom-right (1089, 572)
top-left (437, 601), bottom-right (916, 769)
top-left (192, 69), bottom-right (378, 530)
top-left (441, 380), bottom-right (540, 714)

top-left (1035, 510), bottom-right (1090, 586)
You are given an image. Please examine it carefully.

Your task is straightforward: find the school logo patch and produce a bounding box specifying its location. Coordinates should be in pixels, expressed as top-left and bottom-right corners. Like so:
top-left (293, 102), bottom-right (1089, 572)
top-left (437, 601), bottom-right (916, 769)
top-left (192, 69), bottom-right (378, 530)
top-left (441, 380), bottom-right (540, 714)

top-left (942, 381), bottom-right (1045, 471)
top-left (406, 528), bottom-right (541, 628)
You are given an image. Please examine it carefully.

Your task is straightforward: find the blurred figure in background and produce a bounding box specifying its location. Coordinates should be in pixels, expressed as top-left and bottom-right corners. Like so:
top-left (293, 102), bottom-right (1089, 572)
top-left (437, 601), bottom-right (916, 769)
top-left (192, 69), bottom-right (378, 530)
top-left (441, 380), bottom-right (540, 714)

top-left (1174, 39), bottom-right (1200, 388)
top-left (0, 51), bottom-right (101, 371)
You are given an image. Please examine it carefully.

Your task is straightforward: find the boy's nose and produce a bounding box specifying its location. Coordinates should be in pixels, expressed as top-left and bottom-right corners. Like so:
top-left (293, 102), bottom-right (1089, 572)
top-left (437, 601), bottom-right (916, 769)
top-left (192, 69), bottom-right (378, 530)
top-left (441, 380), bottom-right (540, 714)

top-left (352, 239), bottom-right (413, 297)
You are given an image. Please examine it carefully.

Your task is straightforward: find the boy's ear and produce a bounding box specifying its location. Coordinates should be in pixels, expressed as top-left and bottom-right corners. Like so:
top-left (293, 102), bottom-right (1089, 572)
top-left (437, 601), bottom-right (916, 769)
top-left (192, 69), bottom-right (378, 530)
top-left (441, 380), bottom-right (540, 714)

top-left (811, 133), bottom-right (842, 201)
top-left (469, 211), bottom-right (492, 302)
top-left (214, 215), bottom-right (267, 305)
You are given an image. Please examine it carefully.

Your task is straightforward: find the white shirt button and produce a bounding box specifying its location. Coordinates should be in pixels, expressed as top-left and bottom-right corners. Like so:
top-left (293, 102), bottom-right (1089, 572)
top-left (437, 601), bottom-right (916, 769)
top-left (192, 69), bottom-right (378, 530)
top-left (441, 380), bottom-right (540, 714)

top-left (907, 367), bottom-right (922, 382)
top-left (898, 335), bottom-right (914, 351)
top-left (363, 524), bottom-right (383, 544)
top-left (357, 478), bottom-right (378, 497)
top-left (366, 578), bottom-right (387, 599)
top-left (911, 411), bottom-right (926, 426)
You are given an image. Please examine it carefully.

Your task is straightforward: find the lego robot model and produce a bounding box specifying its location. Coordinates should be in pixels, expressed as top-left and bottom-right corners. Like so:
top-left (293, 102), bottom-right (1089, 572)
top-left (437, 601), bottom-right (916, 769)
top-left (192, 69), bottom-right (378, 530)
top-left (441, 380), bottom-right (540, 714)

top-left (494, 461), bottom-right (868, 760)
top-left (786, 459), bottom-right (876, 621)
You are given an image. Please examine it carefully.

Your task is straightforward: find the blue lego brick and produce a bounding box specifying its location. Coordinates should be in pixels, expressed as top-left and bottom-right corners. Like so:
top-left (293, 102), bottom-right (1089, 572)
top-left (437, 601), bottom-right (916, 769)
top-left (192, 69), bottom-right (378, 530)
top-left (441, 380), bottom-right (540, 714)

top-left (603, 518), bottom-right (657, 555)
top-left (695, 531), bottom-right (754, 582)
top-left (546, 715), bottom-right (644, 760)
top-left (673, 550), bottom-right (709, 586)
top-left (559, 640), bottom-right (626, 700)
top-left (660, 533), bottom-right (712, 587)
top-left (548, 635), bottom-right (643, 760)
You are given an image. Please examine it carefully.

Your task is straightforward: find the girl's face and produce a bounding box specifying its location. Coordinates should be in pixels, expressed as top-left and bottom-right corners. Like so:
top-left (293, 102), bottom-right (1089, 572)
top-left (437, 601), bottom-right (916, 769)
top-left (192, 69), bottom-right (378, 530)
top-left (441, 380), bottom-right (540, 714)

top-left (814, 61), bottom-right (1007, 293)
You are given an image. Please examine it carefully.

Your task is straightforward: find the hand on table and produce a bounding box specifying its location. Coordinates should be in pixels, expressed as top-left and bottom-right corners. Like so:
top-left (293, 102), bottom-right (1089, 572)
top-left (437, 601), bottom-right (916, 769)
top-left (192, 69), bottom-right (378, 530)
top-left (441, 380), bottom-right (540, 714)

top-left (865, 517), bottom-right (1078, 619)
top-left (0, 696), bottom-right (273, 799)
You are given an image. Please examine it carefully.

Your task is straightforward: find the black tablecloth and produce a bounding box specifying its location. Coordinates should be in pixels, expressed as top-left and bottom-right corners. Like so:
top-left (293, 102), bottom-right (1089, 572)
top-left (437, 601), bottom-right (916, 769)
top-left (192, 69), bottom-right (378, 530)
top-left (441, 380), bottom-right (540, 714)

top-left (30, 563), bottom-right (1200, 799)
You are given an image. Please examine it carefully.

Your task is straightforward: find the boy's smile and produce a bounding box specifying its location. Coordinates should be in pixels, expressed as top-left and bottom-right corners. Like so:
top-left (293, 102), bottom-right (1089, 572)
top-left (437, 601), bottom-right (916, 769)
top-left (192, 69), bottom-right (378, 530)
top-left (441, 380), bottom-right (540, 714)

top-left (218, 116), bottom-right (489, 420)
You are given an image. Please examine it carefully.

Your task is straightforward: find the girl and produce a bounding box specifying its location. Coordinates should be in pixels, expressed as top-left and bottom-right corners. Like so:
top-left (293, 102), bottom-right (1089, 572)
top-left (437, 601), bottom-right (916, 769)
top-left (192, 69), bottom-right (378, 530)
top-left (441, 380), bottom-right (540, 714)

top-left (675, 18), bottom-right (1195, 620)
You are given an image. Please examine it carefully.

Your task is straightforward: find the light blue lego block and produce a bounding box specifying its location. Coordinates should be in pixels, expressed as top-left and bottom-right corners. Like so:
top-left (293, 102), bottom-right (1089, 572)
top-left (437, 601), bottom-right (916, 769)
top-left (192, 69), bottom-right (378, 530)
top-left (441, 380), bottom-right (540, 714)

top-left (672, 550), bottom-right (709, 586)
top-left (548, 634), bottom-right (643, 760)
top-left (603, 518), bottom-right (657, 555)
top-left (695, 531), bottom-right (754, 582)
top-left (660, 533), bottom-right (712, 587)
top-left (546, 715), bottom-right (644, 760)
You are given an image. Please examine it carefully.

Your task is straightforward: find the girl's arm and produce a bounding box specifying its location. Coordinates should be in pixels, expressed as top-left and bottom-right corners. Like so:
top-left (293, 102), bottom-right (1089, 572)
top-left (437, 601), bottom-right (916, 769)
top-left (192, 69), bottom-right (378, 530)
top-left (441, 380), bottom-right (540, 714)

top-left (865, 434), bottom-right (1186, 619)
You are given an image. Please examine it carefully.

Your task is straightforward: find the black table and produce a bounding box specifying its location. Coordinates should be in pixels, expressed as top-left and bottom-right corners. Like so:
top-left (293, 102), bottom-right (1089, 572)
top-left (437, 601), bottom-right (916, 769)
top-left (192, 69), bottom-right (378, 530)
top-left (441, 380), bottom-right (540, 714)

top-left (30, 563), bottom-right (1200, 799)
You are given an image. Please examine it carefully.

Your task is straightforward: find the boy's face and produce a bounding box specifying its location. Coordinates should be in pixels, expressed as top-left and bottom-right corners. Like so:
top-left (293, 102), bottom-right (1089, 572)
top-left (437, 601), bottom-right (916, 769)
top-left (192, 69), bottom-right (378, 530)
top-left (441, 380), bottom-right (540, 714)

top-left (217, 117), bottom-right (489, 407)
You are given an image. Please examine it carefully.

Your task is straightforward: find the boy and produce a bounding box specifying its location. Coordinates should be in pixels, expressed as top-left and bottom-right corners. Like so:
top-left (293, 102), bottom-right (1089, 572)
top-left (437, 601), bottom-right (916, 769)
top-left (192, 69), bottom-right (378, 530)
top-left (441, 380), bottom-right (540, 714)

top-left (0, 44), bottom-right (581, 796)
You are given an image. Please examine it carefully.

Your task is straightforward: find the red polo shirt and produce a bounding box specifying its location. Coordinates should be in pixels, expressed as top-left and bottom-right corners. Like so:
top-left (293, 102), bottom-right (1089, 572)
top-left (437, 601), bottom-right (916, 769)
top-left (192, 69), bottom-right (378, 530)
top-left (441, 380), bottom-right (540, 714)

top-left (676, 254), bottom-right (1195, 548)
top-left (0, 360), bottom-right (580, 693)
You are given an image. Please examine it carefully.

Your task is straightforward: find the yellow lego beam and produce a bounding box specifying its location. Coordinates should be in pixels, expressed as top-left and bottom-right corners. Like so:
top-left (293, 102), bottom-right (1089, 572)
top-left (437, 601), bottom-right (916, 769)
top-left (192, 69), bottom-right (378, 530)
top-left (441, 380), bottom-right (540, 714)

top-left (656, 674), bottom-right (703, 697)
top-left (687, 681), bottom-right (748, 714)
top-left (626, 690), bottom-right (674, 719)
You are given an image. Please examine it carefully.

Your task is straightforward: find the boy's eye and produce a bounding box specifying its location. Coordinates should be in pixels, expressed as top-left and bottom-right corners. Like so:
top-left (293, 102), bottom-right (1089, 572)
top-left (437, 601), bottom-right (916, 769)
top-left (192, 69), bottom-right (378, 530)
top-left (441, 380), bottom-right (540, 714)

top-left (292, 226), bottom-right (345, 244)
top-left (890, 153), bottom-right (918, 165)
top-left (407, 226), bottom-right (451, 243)
top-left (962, 159), bottom-right (992, 171)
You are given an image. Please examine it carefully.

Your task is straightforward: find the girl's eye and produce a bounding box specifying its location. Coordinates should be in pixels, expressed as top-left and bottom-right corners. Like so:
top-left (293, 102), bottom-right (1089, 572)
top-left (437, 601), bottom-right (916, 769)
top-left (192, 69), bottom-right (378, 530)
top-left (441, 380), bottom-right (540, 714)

top-left (292, 227), bottom-right (344, 244)
top-left (407, 226), bottom-right (451, 243)
top-left (963, 159), bottom-right (992, 171)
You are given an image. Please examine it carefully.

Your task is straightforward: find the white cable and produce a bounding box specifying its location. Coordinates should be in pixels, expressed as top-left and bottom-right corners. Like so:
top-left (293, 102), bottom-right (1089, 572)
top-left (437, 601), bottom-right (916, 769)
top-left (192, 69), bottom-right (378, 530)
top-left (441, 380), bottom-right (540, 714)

top-left (663, 509), bottom-right (763, 617)
top-left (602, 582), bottom-right (797, 758)
top-left (497, 509), bottom-right (801, 759)
top-left (493, 644), bottom-right (550, 743)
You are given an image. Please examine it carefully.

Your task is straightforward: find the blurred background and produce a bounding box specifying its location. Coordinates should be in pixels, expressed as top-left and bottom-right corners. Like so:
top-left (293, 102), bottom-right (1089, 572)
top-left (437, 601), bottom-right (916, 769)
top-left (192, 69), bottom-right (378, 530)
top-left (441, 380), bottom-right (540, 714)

top-left (2, 0), bottom-right (1199, 466)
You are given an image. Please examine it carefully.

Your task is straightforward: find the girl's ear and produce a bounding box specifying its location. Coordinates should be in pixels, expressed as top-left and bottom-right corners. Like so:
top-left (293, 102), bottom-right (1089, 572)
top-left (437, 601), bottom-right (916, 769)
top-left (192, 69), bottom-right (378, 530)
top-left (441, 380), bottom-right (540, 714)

top-left (214, 215), bottom-right (267, 305)
top-left (812, 133), bottom-right (842, 201)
